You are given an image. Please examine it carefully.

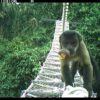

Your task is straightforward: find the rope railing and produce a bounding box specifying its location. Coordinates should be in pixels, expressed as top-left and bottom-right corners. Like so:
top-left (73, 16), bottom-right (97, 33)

top-left (62, 3), bottom-right (69, 33)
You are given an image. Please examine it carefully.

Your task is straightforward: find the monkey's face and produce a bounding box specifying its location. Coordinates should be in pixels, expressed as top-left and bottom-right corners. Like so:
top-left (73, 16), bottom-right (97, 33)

top-left (60, 30), bottom-right (82, 57)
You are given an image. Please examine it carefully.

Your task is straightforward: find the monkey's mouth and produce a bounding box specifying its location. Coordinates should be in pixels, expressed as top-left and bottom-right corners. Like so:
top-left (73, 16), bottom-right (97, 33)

top-left (68, 50), bottom-right (76, 56)
top-left (70, 53), bottom-right (76, 57)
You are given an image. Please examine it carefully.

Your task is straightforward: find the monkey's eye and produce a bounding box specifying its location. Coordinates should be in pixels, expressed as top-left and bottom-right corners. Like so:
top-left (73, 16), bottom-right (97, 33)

top-left (62, 41), bottom-right (68, 45)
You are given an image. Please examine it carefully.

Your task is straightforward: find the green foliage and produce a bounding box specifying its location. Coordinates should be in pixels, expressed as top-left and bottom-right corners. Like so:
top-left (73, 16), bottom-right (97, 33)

top-left (0, 37), bottom-right (8, 60)
top-left (68, 3), bottom-right (100, 66)
top-left (0, 3), bottom-right (62, 40)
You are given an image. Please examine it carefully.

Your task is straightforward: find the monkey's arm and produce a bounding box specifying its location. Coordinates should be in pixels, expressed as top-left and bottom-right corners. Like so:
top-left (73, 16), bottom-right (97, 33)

top-left (79, 40), bottom-right (93, 97)
top-left (61, 61), bottom-right (73, 86)
top-left (90, 53), bottom-right (100, 97)
top-left (90, 55), bottom-right (100, 81)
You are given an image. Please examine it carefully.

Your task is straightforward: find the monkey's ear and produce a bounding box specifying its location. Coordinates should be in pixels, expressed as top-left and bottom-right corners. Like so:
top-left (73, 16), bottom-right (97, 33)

top-left (76, 31), bottom-right (83, 42)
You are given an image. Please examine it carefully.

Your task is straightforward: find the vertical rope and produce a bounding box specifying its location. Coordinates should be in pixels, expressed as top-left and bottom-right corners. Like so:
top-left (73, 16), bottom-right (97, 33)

top-left (62, 3), bottom-right (65, 33)
top-left (62, 3), bottom-right (69, 33)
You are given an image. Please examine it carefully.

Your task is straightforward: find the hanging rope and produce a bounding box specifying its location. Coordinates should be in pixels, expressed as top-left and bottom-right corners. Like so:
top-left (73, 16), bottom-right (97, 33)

top-left (62, 3), bottom-right (69, 33)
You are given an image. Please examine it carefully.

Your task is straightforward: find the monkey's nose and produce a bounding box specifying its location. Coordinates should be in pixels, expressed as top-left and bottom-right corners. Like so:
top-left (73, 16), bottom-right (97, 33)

top-left (69, 49), bottom-right (74, 55)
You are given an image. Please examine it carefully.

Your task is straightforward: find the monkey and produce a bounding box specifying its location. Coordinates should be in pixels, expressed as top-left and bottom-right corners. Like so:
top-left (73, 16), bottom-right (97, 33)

top-left (58, 30), bottom-right (100, 97)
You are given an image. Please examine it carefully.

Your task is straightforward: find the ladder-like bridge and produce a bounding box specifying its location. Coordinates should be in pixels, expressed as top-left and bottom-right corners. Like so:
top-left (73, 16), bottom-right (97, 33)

top-left (21, 3), bottom-right (84, 98)
top-left (21, 20), bottom-right (69, 97)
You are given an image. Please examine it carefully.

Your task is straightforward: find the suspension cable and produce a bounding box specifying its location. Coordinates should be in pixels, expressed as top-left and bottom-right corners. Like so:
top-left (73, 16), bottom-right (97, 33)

top-left (62, 3), bottom-right (69, 33)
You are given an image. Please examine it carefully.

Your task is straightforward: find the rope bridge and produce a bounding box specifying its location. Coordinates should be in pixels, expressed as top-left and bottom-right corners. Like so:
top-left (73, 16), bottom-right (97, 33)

top-left (20, 3), bottom-right (92, 98)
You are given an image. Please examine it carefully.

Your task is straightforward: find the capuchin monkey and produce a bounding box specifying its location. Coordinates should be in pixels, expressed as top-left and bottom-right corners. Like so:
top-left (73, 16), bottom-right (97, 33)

top-left (58, 30), bottom-right (100, 97)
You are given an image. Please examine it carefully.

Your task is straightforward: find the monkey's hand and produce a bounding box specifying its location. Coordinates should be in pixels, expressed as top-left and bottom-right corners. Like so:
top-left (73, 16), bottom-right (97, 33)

top-left (58, 49), bottom-right (70, 60)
